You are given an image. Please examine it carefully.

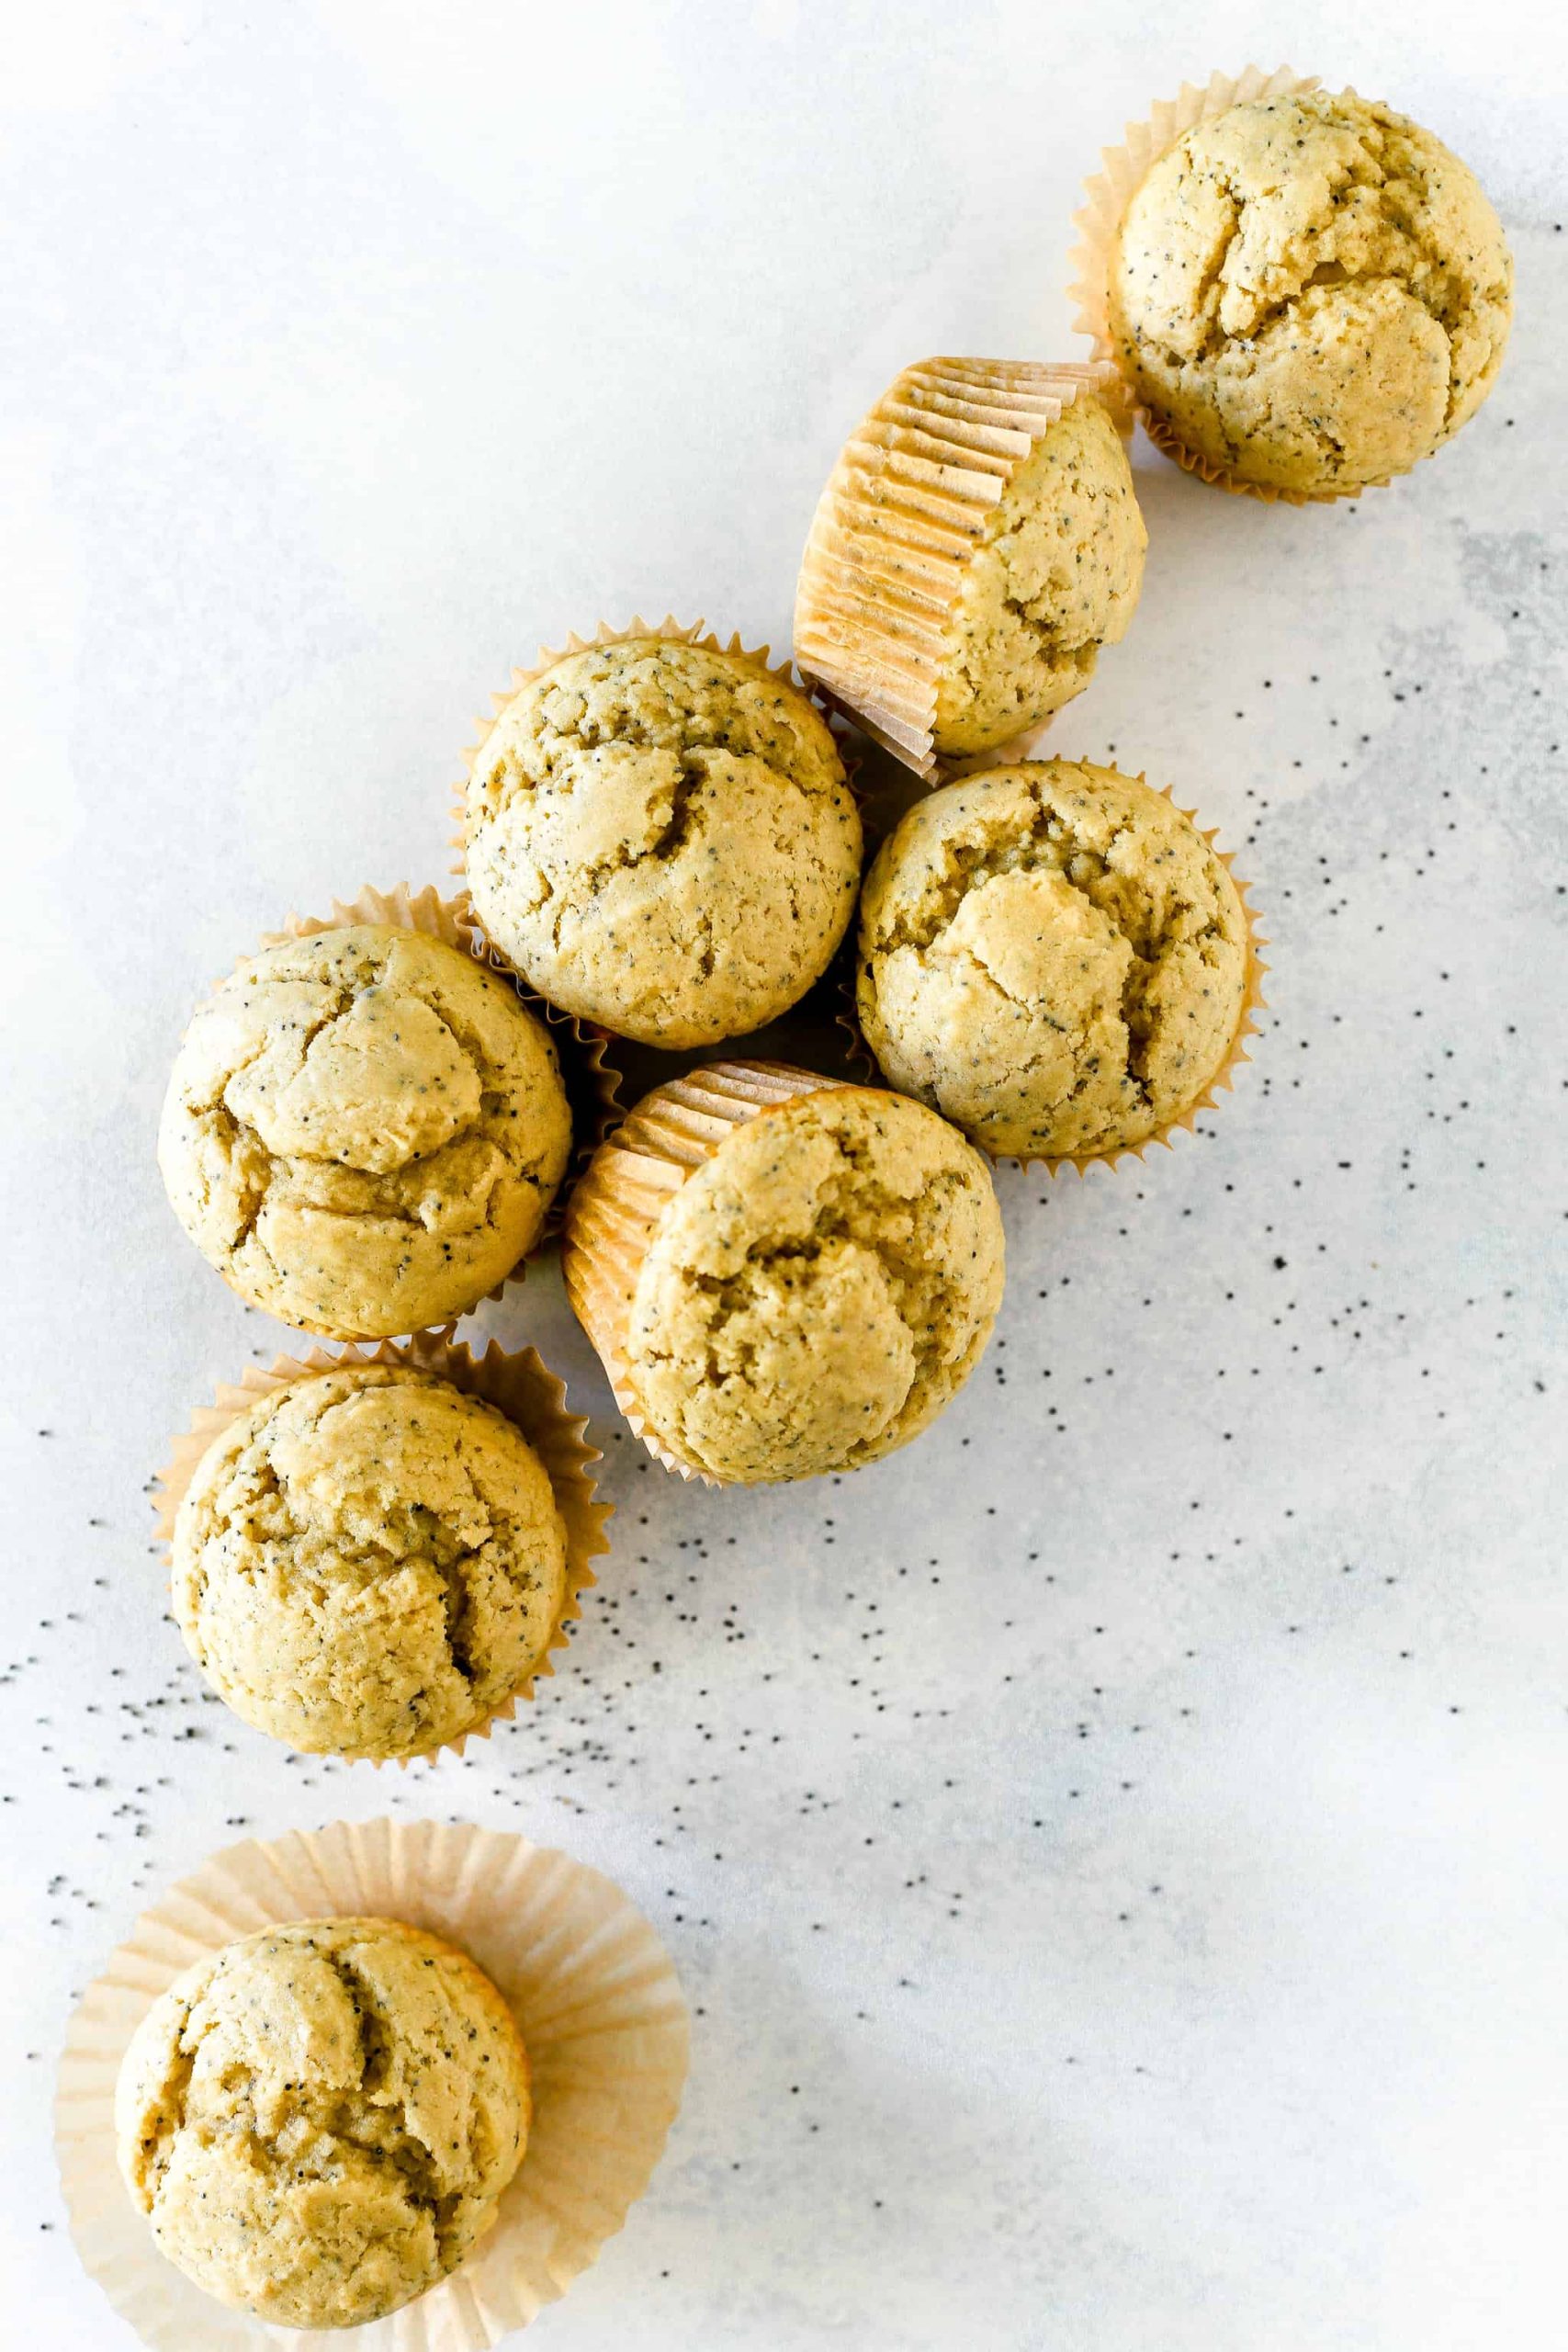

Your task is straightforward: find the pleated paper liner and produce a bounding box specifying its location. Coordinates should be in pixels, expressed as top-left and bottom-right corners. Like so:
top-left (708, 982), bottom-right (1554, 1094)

top-left (839, 779), bottom-right (1269, 1176)
top-left (449, 616), bottom-right (862, 1053)
top-left (152, 1331), bottom-right (611, 1765)
top-left (56, 1816), bottom-right (689, 2352)
top-left (561, 1060), bottom-right (867, 1485)
top-left (793, 356), bottom-right (1132, 783)
top-left (270, 882), bottom-right (621, 1244)
top-left (1063, 66), bottom-right (1413, 505)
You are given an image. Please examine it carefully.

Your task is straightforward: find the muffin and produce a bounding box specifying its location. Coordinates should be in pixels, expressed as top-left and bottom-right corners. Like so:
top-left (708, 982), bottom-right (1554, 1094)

top-left (856, 762), bottom-right (1252, 1162)
top-left (115, 1917), bottom-right (529, 2330)
top-left (171, 1363), bottom-right (570, 1759)
top-left (1103, 87), bottom-right (1513, 498)
top-left (564, 1065), bottom-right (1005, 1483)
top-left (462, 632), bottom-right (861, 1048)
top-left (159, 924), bottom-right (571, 1338)
top-left (930, 392), bottom-right (1145, 756)
top-left (795, 359), bottom-right (1144, 776)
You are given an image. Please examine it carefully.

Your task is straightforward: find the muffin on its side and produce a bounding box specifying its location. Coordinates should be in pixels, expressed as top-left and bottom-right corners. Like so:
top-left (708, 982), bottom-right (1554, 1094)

top-left (1104, 87), bottom-right (1513, 498)
top-left (159, 925), bottom-right (571, 1338)
top-left (930, 392), bottom-right (1145, 757)
top-left (564, 1066), bottom-right (1005, 1484)
top-left (795, 360), bottom-right (1144, 776)
top-left (116, 1917), bottom-right (529, 2330)
top-left (463, 633), bottom-right (862, 1048)
top-left (856, 762), bottom-right (1251, 1163)
top-left (171, 1364), bottom-right (570, 1760)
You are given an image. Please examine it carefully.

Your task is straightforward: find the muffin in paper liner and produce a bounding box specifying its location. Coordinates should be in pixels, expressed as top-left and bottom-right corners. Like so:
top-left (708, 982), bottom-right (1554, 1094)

top-left (152, 1330), bottom-right (612, 1764)
top-left (449, 616), bottom-right (863, 1054)
top-left (561, 1059), bottom-right (860, 1484)
top-left (273, 882), bottom-right (622, 1238)
top-left (1066, 65), bottom-right (1406, 506)
top-left (840, 780), bottom-right (1269, 1176)
top-left (55, 1816), bottom-right (689, 2351)
top-left (793, 357), bottom-right (1134, 783)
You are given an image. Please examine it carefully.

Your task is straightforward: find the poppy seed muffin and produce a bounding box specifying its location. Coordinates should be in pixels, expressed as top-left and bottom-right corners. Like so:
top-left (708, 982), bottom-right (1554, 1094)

top-left (116, 1917), bottom-right (529, 2329)
top-left (464, 636), bottom-right (862, 1047)
top-left (930, 392), bottom-right (1145, 757)
top-left (856, 762), bottom-right (1250, 1161)
top-left (570, 1076), bottom-right (1004, 1483)
top-left (1106, 89), bottom-right (1513, 497)
top-left (159, 926), bottom-right (571, 1338)
top-left (171, 1365), bottom-right (570, 1759)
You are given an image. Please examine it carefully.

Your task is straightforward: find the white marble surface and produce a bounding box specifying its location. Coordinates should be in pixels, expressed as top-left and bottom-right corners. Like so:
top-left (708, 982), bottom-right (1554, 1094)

top-left (3, 5), bottom-right (1565, 2346)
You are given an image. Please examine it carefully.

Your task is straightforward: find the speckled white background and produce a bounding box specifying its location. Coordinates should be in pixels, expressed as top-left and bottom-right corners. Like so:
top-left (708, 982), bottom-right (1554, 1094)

top-left (3, 4), bottom-right (1565, 2346)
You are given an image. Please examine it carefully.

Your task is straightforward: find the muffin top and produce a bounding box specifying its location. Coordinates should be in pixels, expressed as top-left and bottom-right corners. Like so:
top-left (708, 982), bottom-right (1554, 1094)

top-left (621, 1085), bottom-right (1004, 1482)
top-left (172, 1364), bottom-right (569, 1759)
top-left (463, 638), bottom-right (862, 1048)
top-left (116, 1917), bottom-right (529, 2330)
top-left (931, 393), bottom-right (1145, 756)
top-left (159, 926), bottom-right (571, 1339)
top-left (857, 762), bottom-right (1250, 1161)
top-left (1107, 90), bottom-right (1512, 496)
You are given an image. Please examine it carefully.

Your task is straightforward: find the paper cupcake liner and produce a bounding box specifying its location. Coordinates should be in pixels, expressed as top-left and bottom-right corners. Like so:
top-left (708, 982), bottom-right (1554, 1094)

top-left (152, 1332), bottom-right (612, 1764)
top-left (561, 1060), bottom-right (863, 1483)
top-left (793, 357), bottom-right (1131, 783)
top-left (270, 882), bottom-right (621, 1243)
top-left (449, 618), bottom-right (861, 1063)
top-left (1064, 67), bottom-right (1415, 505)
top-left (56, 1816), bottom-right (689, 2352)
top-left (842, 780), bottom-right (1268, 1175)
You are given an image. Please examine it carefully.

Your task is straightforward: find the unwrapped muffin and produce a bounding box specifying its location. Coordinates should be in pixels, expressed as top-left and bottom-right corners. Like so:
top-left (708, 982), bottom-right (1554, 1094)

top-left (462, 631), bottom-right (862, 1047)
top-left (795, 359), bottom-right (1144, 776)
top-left (563, 1064), bottom-right (1004, 1483)
top-left (856, 761), bottom-right (1253, 1162)
top-left (1101, 86), bottom-right (1513, 498)
top-left (159, 924), bottom-right (571, 1338)
top-left (115, 1917), bottom-right (529, 2329)
top-left (171, 1363), bottom-right (570, 1760)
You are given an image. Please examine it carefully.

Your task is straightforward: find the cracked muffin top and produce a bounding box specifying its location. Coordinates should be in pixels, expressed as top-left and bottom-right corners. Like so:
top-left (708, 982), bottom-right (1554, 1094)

top-left (462, 637), bottom-right (862, 1048)
top-left (856, 762), bottom-right (1249, 1161)
top-left (619, 1084), bottom-right (1004, 1483)
top-left (931, 392), bottom-right (1145, 757)
top-left (116, 1916), bottom-right (528, 2328)
top-left (1106, 89), bottom-right (1512, 496)
top-left (158, 926), bottom-right (571, 1339)
top-left (171, 1364), bottom-right (569, 1759)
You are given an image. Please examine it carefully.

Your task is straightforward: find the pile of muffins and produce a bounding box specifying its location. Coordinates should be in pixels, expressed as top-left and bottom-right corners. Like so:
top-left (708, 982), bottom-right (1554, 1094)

top-left (63, 70), bottom-right (1512, 2343)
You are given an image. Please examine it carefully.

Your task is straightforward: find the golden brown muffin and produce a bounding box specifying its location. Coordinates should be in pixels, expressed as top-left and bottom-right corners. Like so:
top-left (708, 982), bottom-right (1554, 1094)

top-left (159, 926), bottom-right (571, 1338)
top-left (857, 761), bottom-right (1250, 1161)
top-left (1107, 89), bottom-right (1513, 496)
top-left (463, 636), bottom-right (862, 1047)
top-left (115, 1917), bottom-right (529, 2330)
top-left (929, 393), bottom-right (1145, 756)
top-left (795, 360), bottom-right (1145, 778)
top-left (568, 1074), bottom-right (1005, 1483)
top-left (172, 1365), bottom-right (569, 1760)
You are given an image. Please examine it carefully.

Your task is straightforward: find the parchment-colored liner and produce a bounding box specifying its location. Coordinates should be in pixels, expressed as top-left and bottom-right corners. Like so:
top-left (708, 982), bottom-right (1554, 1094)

top-left (561, 1060), bottom-right (864, 1485)
top-left (840, 780), bottom-right (1269, 1175)
top-left (152, 1331), bottom-right (612, 1765)
top-left (449, 616), bottom-right (860, 1063)
top-left (271, 881), bottom-right (620, 1238)
top-left (56, 1816), bottom-right (689, 2352)
top-left (794, 357), bottom-right (1130, 783)
top-left (1064, 66), bottom-right (1408, 505)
